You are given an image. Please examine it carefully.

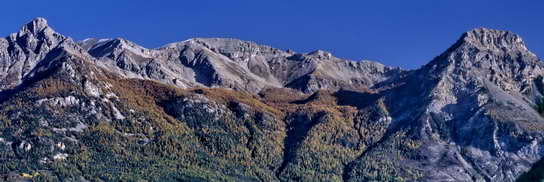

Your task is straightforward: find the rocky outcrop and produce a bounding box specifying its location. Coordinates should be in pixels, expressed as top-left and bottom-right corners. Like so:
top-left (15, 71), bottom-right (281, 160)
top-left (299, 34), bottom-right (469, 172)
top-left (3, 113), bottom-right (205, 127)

top-left (0, 18), bottom-right (88, 91)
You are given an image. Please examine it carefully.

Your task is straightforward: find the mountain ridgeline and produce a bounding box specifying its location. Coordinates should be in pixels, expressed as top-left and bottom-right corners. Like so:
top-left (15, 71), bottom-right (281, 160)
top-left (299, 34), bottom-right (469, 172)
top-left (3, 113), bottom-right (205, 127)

top-left (0, 18), bottom-right (543, 182)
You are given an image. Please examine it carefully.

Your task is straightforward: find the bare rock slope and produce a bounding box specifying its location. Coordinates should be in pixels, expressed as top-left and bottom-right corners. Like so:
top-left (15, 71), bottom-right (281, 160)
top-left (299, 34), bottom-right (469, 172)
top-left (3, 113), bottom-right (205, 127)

top-left (80, 36), bottom-right (403, 93)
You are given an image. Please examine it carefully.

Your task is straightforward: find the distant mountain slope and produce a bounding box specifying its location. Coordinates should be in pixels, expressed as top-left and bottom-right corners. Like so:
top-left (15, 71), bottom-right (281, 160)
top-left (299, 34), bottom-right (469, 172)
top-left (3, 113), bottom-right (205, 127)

top-left (0, 18), bottom-right (543, 182)
top-left (80, 36), bottom-right (404, 93)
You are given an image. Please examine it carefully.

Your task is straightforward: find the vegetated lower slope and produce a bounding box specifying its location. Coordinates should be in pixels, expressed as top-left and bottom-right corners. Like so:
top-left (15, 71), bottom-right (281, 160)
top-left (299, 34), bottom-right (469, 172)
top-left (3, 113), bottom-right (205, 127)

top-left (1, 18), bottom-right (544, 182)
top-left (0, 50), bottom-right (400, 181)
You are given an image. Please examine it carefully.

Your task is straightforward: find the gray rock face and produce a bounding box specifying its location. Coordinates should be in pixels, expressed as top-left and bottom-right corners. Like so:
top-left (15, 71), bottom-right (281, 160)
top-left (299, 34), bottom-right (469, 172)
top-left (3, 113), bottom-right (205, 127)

top-left (354, 28), bottom-right (544, 182)
top-left (81, 37), bottom-right (404, 93)
top-left (0, 18), bottom-right (88, 91)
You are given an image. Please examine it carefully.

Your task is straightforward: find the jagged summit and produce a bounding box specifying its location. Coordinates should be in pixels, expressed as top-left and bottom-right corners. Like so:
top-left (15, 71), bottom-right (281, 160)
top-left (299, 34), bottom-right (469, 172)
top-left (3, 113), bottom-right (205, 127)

top-left (457, 27), bottom-right (529, 52)
top-left (307, 50), bottom-right (333, 59)
top-left (9, 17), bottom-right (66, 45)
top-left (0, 18), bottom-right (85, 90)
top-left (85, 37), bottom-right (150, 57)
top-left (23, 17), bottom-right (49, 31)
top-left (18, 17), bottom-right (51, 35)
top-left (421, 27), bottom-right (539, 75)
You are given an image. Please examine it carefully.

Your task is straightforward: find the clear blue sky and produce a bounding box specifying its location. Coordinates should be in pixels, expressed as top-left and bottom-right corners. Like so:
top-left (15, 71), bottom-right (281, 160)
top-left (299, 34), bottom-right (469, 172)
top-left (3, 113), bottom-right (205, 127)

top-left (1, 0), bottom-right (542, 69)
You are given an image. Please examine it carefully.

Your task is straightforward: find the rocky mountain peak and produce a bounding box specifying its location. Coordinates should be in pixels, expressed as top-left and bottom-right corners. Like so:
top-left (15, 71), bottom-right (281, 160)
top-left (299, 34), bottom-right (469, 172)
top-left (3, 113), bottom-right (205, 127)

top-left (8, 17), bottom-right (66, 47)
top-left (189, 38), bottom-right (289, 57)
top-left (307, 50), bottom-right (333, 59)
top-left (459, 27), bottom-right (529, 52)
top-left (0, 18), bottom-right (86, 91)
top-left (82, 37), bottom-right (153, 59)
top-left (422, 28), bottom-right (539, 74)
top-left (18, 17), bottom-right (51, 35)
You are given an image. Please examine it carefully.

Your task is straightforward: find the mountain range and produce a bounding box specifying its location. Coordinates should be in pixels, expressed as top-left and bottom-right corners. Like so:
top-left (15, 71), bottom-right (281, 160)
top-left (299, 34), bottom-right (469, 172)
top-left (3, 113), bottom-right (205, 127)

top-left (0, 17), bottom-right (543, 182)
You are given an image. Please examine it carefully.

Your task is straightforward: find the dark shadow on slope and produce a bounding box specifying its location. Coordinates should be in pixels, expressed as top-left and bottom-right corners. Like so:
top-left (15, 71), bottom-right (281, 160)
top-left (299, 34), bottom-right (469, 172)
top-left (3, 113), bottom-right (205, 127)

top-left (276, 112), bottom-right (327, 180)
top-left (517, 158), bottom-right (544, 182)
top-left (291, 89), bottom-right (382, 110)
top-left (340, 112), bottom-right (422, 182)
top-left (334, 90), bottom-right (381, 109)
top-left (291, 90), bottom-right (336, 105)
top-left (178, 48), bottom-right (216, 87)
top-left (284, 74), bottom-right (312, 92)
top-left (0, 48), bottom-right (66, 104)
